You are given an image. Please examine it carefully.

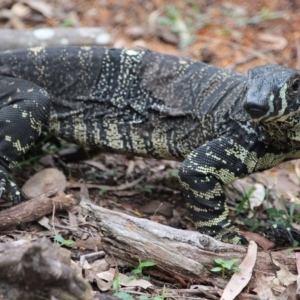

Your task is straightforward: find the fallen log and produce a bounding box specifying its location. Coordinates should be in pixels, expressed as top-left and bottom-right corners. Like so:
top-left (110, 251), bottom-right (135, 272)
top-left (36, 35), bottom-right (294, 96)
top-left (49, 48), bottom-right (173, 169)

top-left (81, 201), bottom-right (297, 288)
top-left (0, 27), bottom-right (112, 50)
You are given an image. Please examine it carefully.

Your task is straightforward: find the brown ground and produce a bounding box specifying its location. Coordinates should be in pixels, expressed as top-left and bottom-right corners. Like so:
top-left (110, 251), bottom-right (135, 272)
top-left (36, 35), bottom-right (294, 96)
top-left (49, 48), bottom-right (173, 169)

top-left (1, 0), bottom-right (300, 299)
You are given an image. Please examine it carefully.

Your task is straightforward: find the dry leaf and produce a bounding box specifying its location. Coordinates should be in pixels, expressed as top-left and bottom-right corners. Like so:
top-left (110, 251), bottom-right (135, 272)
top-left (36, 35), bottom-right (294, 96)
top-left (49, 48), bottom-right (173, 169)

top-left (221, 241), bottom-right (257, 300)
top-left (94, 277), bottom-right (113, 292)
top-left (22, 168), bottom-right (67, 198)
top-left (11, 3), bottom-right (30, 18)
top-left (273, 258), bottom-right (297, 286)
top-left (84, 259), bottom-right (112, 292)
top-left (37, 216), bottom-right (52, 231)
top-left (81, 260), bottom-right (92, 270)
top-left (297, 276), bottom-right (300, 295)
top-left (278, 282), bottom-right (298, 300)
top-left (266, 276), bottom-right (286, 293)
top-left (249, 183), bottom-right (265, 210)
top-left (97, 268), bottom-right (153, 289)
top-left (297, 253), bottom-right (300, 275)
top-left (21, 0), bottom-right (54, 18)
top-left (254, 273), bottom-right (277, 300)
top-left (241, 231), bottom-right (275, 249)
top-left (258, 33), bottom-right (287, 50)
top-left (83, 159), bottom-right (108, 171)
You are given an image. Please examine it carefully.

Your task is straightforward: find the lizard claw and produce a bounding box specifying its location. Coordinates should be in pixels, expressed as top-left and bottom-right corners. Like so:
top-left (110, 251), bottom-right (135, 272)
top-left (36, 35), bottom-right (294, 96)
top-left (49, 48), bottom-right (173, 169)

top-left (0, 167), bottom-right (22, 205)
top-left (0, 177), bottom-right (6, 199)
top-left (7, 180), bottom-right (22, 205)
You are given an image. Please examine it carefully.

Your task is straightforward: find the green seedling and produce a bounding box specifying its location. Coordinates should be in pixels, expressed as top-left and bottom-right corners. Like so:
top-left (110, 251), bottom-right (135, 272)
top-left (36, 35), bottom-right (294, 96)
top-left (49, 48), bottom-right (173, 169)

top-left (131, 259), bottom-right (157, 279)
top-left (112, 269), bottom-right (134, 299)
top-left (157, 4), bottom-right (195, 48)
top-left (266, 207), bottom-right (290, 227)
top-left (211, 258), bottom-right (240, 279)
top-left (61, 18), bottom-right (75, 27)
top-left (112, 261), bottom-right (157, 300)
top-left (114, 291), bottom-right (134, 300)
top-left (235, 186), bottom-right (255, 214)
top-left (53, 235), bottom-right (75, 247)
top-left (112, 275), bottom-right (122, 293)
top-left (153, 285), bottom-right (167, 300)
top-left (99, 187), bottom-right (107, 195)
top-left (167, 168), bottom-right (179, 178)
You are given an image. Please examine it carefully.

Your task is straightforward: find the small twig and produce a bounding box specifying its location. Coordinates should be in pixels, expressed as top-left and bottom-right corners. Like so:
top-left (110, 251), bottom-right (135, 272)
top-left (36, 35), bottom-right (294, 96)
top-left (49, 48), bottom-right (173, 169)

top-left (185, 36), bottom-right (275, 65)
top-left (79, 251), bottom-right (106, 267)
top-left (0, 192), bottom-right (75, 230)
top-left (48, 223), bottom-right (79, 231)
top-left (226, 48), bottom-right (272, 69)
top-left (268, 251), bottom-right (279, 278)
top-left (203, 36), bottom-right (275, 62)
top-left (67, 175), bottom-right (145, 191)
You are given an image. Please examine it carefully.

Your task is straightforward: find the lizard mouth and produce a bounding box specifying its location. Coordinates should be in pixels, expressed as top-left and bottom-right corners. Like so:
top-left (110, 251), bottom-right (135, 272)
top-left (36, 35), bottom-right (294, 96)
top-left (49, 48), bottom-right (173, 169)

top-left (244, 106), bottom-right (269, 120)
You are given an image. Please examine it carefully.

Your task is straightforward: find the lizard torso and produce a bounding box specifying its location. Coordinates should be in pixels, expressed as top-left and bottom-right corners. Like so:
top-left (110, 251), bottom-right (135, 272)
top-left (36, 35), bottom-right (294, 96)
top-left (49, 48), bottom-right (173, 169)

top-left (0, 47), bottom-right (249, 159)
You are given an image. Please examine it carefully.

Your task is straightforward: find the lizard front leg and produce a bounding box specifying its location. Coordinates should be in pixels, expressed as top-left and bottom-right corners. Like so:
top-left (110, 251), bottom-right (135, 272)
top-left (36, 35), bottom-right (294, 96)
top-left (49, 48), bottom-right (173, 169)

top-left (179, 137), bottom-right (258, 244)
top-left (0, 77), bottom-right (50, 204)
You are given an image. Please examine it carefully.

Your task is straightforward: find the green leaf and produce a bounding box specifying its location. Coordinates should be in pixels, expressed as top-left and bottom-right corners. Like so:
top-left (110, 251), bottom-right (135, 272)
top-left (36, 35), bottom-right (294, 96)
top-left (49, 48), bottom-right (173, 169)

top-left (53, 235), bottom-right (74, 247)
top-left (286, 247), bottom-right (295, 253)
top-left (62, 239), bottom-right (74, 246)
top-left (99, 188), bottom-right (107, 195)
top-left (223, 259), bottom-right (239, 269)
top-left (214, 258), bottom-right (224, 265)
top-left (114, 291), bottom-right (134, 300)
top-left (211, 267), bottom-right (222, 272)
top-left (112, 278), bottom-right (120, 291)
top-left (54, 235), bottom-right (65, 244)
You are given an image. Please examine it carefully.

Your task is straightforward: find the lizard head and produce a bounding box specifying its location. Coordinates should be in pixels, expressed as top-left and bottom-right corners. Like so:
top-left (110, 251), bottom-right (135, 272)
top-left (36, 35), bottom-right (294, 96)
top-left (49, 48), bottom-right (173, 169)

top-left (244, 64), bottom-right (300, 123)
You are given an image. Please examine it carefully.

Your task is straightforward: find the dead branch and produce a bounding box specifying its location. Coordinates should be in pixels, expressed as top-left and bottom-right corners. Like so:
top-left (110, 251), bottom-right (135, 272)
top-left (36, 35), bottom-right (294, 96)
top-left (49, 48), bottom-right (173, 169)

top-left (0, 237), bottom-right (92, 300)
top-left (67, 175), bottom-right (145, 191)
top-left (0, 27), bottom-right (112, 50)
top-left (81, 201), bottom-right (297, 288)
top-left (0, 191), bottom-right (75, 230)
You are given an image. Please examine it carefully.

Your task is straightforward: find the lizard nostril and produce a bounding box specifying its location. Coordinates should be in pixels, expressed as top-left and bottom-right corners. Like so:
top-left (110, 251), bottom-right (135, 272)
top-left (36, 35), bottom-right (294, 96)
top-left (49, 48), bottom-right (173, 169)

top-left (243, 101), bottom-right (269, 119)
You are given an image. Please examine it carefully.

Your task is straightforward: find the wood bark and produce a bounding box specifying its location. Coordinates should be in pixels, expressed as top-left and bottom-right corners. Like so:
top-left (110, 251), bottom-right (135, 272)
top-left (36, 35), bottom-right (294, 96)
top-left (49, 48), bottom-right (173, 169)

top-left (0, 27), bottom-right (112, 50)
top-left (81, 201), bottom-right (297, 288)
top-left (0, 191), bottom-right (75, 230)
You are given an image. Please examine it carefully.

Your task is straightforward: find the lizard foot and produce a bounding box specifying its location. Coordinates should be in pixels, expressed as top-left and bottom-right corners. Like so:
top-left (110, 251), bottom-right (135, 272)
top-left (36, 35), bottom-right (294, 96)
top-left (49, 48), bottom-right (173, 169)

top-left (265, 225), bottom-right (300, 247)
top-left (0, 168), bottom-right (22, 205)
top-left (215, 230), bottom-right (248, 245)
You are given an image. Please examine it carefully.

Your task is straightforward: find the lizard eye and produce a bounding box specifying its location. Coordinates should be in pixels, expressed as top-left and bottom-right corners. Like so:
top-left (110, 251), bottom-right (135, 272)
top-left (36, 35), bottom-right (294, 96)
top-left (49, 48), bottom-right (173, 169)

top-left (289, 77), bottom-right (300, 95)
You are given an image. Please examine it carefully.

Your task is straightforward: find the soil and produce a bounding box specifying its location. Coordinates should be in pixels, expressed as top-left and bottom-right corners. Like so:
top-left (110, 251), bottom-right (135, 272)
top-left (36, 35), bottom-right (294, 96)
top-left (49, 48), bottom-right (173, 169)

top-left (1, 0), bottom-right (300, 299)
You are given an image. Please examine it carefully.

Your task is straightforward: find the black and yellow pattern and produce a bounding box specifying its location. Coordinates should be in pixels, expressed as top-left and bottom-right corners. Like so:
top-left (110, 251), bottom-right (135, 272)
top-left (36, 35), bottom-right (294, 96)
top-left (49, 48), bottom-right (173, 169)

top-left (0, 46), bottom-right (300, 244)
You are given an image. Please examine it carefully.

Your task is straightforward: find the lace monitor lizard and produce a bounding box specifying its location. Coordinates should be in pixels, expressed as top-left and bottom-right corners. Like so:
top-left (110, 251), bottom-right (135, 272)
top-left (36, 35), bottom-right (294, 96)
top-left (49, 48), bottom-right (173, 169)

top-left (0, 46), bottom-right (299, 244)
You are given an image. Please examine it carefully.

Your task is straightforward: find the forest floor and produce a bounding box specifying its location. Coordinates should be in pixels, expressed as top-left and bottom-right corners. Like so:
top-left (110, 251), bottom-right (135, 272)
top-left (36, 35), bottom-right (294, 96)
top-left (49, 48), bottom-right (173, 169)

top-left (1, 0), bottom-right (300, 299)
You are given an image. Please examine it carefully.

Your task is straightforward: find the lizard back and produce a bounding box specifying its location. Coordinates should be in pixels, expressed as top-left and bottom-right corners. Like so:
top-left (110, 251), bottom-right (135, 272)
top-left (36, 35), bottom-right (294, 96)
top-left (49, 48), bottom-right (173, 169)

top-left (0, 46), bottom-right (248, 160)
